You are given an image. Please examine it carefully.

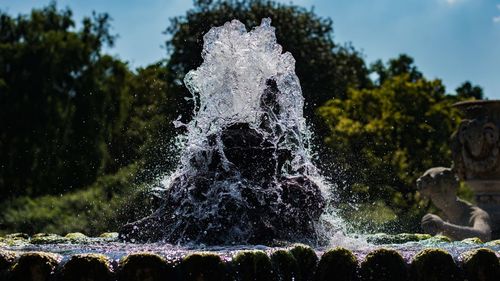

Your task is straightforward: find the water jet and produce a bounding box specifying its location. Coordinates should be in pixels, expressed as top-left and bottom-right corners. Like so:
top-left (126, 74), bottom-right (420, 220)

top-left (119, 18), bottom-right (326, 245)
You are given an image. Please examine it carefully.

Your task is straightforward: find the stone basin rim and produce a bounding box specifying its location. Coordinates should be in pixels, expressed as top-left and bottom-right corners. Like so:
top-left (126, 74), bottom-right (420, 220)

top-left (453, 99), bottom-right (500, 108)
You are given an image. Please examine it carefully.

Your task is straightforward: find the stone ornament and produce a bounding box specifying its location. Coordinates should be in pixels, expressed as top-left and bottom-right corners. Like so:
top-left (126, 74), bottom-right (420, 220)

top-left (452, 118), bottom-right (500, 180)
top-left (450, 100), bottom-right (500, 239)
top-left (417, 167), bottom-right (491, 242)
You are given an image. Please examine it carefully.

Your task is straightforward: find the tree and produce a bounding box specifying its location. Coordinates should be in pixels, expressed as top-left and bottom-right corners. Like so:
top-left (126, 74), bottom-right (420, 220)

top-left (370, 54), bottom-right (423, 85)
top-left (318, 55), bottom-right (465, 231)
top-left (455, 81), bottom-right (483, 100)
top-left (0, 3), bottom-right (133, 198)
top-left (164, 0), bottom-right (371, 131)
top-left (111, 62), bottom-right (179, 180)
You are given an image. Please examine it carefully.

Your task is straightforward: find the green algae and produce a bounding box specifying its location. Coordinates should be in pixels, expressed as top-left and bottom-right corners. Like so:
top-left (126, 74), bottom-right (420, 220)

top-left (231, 250), bottom-right (273, 281)
top-left (99, 232), bottom-right (119, 240)
top-left (5, 233), bottom-right (29, 239)
top-left (65, 232), bottom-right (88, 240)
top-left (460, 237), bottom-right (484, 244)
top-left (0, 234), bottom-right (30, 247)
top-left (367, 233), bottom-right (432, 244)
top-left (31, 233), bottom-right (69, 245)
top-left (289, 243), bottom-right (318, 281)
top-left (270, 249), bottom-right (300, 281)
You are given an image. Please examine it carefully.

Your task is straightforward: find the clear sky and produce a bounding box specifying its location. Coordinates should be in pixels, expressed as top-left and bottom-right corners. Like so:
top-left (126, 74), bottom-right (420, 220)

top-left (2, 0), bottom-right (500, 98)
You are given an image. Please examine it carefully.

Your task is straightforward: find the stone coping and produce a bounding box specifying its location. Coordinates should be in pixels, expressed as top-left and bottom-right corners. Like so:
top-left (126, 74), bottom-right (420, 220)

top-left (453, 99), bottom-right (500, 108)
top-left (1, 233), bottom-right (500, 280)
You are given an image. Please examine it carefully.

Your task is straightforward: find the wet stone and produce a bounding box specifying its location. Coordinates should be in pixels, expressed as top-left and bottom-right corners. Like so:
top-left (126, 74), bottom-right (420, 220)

top-left (118, 252), bottom-right (174, 281)
top-left (460, 248), bottom-right (500, 281)
top-left (270, 249), bottom-right (300, 281)
top-left (360, 248), bottom-right (407, 281)
top-left (99, 232), bottom-right (119, 240)
top-left (410, 248), bottom-right (461, 281)
top-left (315, 247), bottom-right (358, 281)
top-left (60, 253), bottom-right (113, 281)
top-left (31, 233), bottom-right (69, 245)
top-left (179, 253), bottom-right (228, 281)
top-left (10, 252), bottom-right (61, 281)
top-left (0, 250), bottom-right (17, 280)
top-left (5, 233), bottom-right (29, 239)
top-left (289, 244), bottom-right (318, 281)
top-left (231, 250), bottom-right (273, 281)
top-left (461, 237), bottom-right (484, 244)
top-left (366, 233), bottom-right (432, 244)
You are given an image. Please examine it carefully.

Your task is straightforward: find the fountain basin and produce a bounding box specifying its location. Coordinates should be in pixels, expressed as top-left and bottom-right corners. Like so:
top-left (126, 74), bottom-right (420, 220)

top-left (1, 233), bottom-right (500, 280)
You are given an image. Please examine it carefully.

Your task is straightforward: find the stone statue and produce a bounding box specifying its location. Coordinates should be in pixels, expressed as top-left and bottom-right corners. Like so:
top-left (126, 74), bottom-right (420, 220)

top-left (451, 118), bottom-right (500, 180)
top-left (417, 167), bottom-right (491, 241)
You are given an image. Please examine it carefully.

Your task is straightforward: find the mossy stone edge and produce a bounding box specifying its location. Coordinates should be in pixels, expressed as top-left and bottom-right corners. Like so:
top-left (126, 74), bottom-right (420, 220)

top-left (1, 234), bottom-right (500, 280)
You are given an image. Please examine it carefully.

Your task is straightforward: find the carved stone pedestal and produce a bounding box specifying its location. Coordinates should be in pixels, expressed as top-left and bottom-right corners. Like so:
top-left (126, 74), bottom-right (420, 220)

top-left (452, 100), bottom-right (500, 237)
top-left (465, 180), bottom-right (500, 231)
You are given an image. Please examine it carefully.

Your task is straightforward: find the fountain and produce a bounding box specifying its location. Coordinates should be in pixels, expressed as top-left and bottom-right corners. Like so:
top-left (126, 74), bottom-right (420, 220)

top-left (1, 19), bottom-right (500, 281)
top-left (119, 18), bottom-right (326, 245)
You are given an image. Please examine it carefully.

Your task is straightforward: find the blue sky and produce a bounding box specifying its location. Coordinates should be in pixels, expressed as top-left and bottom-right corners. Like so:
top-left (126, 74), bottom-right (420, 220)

top-left (2, 0), bottom-right (500, 98)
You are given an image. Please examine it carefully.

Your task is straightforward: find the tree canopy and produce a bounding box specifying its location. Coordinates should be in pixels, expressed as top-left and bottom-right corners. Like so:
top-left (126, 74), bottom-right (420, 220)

top-left (0, 3), bottom-right (133, 197)
top-left (318, 55), bottom-right (473, 231)
top-left (165, 0), bottom-right (371, 130)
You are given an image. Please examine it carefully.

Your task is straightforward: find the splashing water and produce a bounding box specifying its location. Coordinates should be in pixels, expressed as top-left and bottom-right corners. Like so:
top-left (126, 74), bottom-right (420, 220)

top-left (120, 18), bottom-right (334, 245)
top-left (181, 18), bottom-right (316, 179)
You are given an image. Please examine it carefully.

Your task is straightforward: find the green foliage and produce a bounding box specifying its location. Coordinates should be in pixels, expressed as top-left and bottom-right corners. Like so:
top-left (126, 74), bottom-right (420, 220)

top-left (460, 248), bottom-right (500, 281)
top-left (371, 54), bottom-right (422, 85)
top-left (338, 201), bottom-right (398, 233)
top-left (456, 81), bottom-right (483, 100)
top-left (61, 253), bottom-right (113, 281)
top-left (270, 250), bottom-right (300, 281)
top-left (232, 250), bottom-right (273, 281)
top-left (315, 247), bottom-right (358, 281)
top-left (410, 248), bottom-right (460, 281)
top-left (112, 62), bottom-right (177, 179)
top-left (180, 253), bottom-right (228, 281)
top-left (360, 248), bottom-right (407, 281)
top-left (318, 55), bottom-right (466, 232)
top-left (0, 2), bottom-right (134, 198)
top-left (289, 244), bottom-right (318, 281)
top-left (0, 164), bottom-right (156, 235)
top-left (165, 0), bottom-right (370, 131)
